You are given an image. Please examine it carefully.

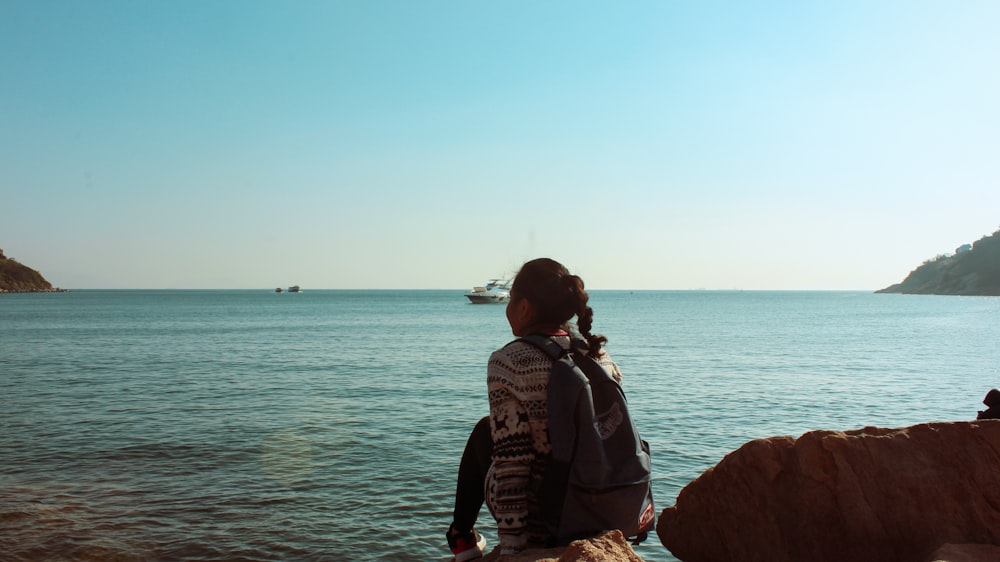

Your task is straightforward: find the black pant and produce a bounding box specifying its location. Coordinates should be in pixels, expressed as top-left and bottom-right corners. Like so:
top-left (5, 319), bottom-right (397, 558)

top-left (452, 416), bottom-right (492, 532)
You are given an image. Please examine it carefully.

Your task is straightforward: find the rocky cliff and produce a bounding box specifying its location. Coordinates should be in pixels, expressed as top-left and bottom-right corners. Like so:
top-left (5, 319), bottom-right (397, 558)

top-left (0, 248), bottom-right (61, 293)
top-left (657, 421), bottom-right (1000, 562)
top-left (480, 530), bottom-right (644, 561)
top-left (877, 229), bottom-right (1000, 295)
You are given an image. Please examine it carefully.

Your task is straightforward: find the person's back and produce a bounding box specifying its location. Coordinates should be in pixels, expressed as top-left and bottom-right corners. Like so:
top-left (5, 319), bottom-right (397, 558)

top-left (484, 334), bottom-right (623, 549)
top-left (446, 258), bottom-right (623, 560)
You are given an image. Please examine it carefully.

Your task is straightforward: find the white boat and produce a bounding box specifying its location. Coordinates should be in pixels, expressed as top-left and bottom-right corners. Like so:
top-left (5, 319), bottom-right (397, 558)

top-left (465, 278), bottom-right (511, 304)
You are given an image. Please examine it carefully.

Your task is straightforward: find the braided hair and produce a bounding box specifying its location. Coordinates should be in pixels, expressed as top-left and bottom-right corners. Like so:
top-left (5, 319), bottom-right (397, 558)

top-left (511, 258), bottom-right (608, 356)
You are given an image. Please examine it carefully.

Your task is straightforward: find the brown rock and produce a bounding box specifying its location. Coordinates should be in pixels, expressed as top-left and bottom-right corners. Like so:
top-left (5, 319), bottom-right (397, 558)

top-left (926, 543), bottom-right (1000, 562)
top-left (658, 421), bottom-right (1000, 562)
top-left (480, 530), bottom-right (645, 562)
top-left (0, 251), bottom-right (58, 293)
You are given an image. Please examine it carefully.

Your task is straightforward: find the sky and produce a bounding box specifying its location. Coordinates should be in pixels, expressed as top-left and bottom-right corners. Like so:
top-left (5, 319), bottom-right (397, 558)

top-left (2, 1), bottom-right (998, 290)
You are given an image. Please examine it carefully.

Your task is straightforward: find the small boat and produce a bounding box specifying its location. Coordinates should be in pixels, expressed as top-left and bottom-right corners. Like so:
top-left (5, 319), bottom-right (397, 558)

top-left (275, 287), bottom-right (283, 293)
top-left (288, 285), bottom-right (301, 293)
top-left (465, 278), bottom-right (511, 304)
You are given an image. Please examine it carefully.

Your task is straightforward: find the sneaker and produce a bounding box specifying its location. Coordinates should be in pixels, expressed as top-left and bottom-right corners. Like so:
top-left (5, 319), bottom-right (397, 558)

top-left (447, 525), bottom-right (487, 562)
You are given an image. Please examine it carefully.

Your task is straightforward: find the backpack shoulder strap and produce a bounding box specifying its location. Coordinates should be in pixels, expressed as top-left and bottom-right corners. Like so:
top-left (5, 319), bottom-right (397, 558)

top-left (519, 335), bottom-right (616, 387)
top-left (518, 334), bottom-right (571, 360)
top-left (518, 334), bottom-right (590, 463)
top-left (570, 349), bottom-right (617, 388)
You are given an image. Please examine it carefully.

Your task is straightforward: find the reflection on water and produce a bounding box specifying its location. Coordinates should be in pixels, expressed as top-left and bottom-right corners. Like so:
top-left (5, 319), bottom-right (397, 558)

top-left (2, 290), bottom-right (998, 561)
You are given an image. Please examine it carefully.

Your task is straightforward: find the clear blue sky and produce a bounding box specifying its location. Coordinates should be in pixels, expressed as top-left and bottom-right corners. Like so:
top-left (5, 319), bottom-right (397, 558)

top-left (2, 1), bottom-right (998, 289)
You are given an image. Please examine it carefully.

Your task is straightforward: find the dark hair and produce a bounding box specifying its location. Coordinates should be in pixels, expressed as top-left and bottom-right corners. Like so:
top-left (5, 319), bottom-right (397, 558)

top-left (512, 258), bottom-right (608, 356)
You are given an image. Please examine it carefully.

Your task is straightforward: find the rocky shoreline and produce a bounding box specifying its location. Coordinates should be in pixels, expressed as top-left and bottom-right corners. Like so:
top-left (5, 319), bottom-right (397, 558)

top-left (479, 530), bottom-right (644, 561)
top-left (877, 229), bottom-right (1000, 295)
top-left (0, 248), bottom-right (65, 293)
top-left (0, 288), bottom-right (68, 294)
top-left (657, 420), bottom-right (1000, 562)
top-left (443, 420), bottom-right (1000, 561)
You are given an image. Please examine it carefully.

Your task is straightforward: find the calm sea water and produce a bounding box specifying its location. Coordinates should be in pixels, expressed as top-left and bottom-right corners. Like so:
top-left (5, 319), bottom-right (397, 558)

top-left (2, 290), bottom-right (998, 561)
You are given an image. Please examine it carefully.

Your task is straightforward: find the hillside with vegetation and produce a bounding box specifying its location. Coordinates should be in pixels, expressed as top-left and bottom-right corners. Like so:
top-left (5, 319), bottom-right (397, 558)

top-left (0, 248), bottom-right (61, 293)
top-left (877, 229), bottom-right (1000, 296)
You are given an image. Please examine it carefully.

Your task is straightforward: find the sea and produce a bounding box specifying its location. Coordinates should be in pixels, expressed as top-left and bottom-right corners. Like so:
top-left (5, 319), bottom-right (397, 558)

top-left (2, 290), bottom-right (998, 562)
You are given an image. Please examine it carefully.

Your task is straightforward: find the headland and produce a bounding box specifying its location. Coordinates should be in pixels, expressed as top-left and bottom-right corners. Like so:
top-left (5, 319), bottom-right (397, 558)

top-left (877, 228), bottom-right (1000, 296)
top-left (0, 248), bottom-right (65, 293)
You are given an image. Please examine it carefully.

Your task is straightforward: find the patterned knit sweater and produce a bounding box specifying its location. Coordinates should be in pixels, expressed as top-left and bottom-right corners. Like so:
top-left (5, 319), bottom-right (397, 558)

top-left (484, 335), bottom-right (623, 552)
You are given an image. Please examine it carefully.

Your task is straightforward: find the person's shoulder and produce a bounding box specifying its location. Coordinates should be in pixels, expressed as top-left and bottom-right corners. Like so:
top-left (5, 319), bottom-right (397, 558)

top-left (592, 348), bottom-right (617, 365)
top-left (591, 349), bottom-right (623, 383)
top-left (490, 339), bottom-right (551, 375)
top-left (492, 338), bottom-right (547, 361)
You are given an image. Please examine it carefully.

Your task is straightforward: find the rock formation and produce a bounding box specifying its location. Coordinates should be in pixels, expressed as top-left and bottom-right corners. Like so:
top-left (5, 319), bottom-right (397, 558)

top-left (877, 228), bottom-right (1000, 295)
top-left (0, 248), bottom-right (62, 293)
top-left (658, 421), bottom-right (1000, 562)
top-left (480, 530), bottom-right (644, 562)
top-left (926, 543), bottom-right (1000, 562)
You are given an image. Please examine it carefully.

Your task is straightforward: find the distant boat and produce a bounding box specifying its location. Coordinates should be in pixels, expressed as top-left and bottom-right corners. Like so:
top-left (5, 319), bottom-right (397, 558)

top-left (275, 287), bottom-right (283, 293)
top-left (465, 278), bottom-right (511, 304)
top-left (288, 285), bottom-right (301, 293)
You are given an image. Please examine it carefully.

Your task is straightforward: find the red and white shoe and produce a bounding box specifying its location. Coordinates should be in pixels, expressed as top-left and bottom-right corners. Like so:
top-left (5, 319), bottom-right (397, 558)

top-left (447, 525), bottom-right (487, 562)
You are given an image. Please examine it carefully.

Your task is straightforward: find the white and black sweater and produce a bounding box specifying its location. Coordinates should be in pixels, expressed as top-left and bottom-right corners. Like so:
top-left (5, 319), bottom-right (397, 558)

top-left (484, 335), bottom-right (622, 552)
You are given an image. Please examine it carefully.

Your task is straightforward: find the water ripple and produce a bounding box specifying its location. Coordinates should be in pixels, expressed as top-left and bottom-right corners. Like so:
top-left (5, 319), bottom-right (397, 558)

top-left (2, 290), bottom-right (999, 561)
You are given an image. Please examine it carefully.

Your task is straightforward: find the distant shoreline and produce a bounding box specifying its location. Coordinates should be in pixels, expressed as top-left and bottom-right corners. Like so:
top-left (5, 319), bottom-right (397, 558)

top-left (3, 288), bottom-right (941, 293)
top-left (0, 288), bottom-right (68, 294)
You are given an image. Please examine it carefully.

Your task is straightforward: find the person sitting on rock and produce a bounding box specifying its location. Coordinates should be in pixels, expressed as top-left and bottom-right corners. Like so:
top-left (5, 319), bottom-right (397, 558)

top-left (976, 388), bottom-right (1000, 419)
top-left (445, 258), bottom-right (624, 560)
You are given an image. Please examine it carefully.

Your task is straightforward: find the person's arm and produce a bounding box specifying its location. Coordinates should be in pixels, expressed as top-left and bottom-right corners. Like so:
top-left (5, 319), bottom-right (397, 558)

top-left (487, 370), bottom-right (533, 553)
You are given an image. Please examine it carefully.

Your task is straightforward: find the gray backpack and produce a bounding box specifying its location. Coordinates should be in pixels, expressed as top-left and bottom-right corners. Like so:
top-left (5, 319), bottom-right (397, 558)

top-left (519, 335), bottom-right (656, 545)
